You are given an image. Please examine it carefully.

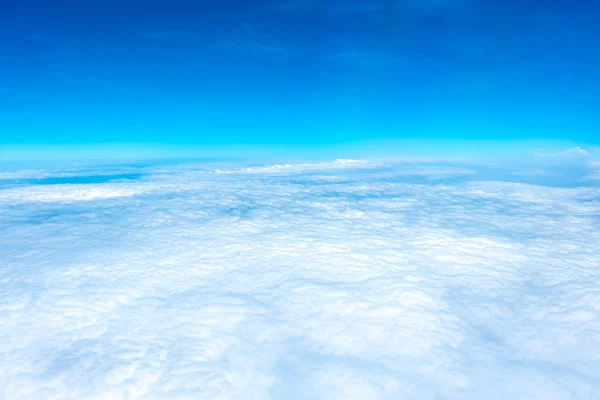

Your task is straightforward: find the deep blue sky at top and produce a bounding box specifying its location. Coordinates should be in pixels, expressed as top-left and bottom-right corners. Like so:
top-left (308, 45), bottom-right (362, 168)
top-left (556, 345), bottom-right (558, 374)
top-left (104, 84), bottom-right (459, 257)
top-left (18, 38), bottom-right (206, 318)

top-left (1, 0), bottom-right (599, 149)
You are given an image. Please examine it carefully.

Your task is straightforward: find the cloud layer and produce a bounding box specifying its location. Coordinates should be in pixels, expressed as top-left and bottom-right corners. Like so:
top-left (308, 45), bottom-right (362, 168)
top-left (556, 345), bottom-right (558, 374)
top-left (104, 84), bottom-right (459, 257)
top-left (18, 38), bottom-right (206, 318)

top-left (1, 160), bottom-right (600, 399)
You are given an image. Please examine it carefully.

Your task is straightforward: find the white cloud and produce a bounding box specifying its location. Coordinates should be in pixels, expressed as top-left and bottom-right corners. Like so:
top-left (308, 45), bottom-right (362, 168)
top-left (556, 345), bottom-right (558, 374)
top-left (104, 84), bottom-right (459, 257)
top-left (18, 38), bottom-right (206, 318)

top-left (0, 184), bottom-right (146, 202)
top-left (533, 146), bottom-right (589, 158)
top-left (1, 160), bottom-right (599, 399)
top-left (215, 159), bottom-right (373, 174)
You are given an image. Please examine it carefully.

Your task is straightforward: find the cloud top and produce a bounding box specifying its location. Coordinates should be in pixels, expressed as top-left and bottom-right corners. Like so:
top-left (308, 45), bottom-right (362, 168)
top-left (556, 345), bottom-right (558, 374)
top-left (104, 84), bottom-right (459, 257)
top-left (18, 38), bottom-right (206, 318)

top-left (1, 160), bottom-right (600, 399)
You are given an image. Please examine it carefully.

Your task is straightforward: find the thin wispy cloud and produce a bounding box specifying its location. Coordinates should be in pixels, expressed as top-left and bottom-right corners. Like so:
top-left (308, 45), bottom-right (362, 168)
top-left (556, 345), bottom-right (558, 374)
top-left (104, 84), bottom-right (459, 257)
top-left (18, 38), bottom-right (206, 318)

top-left (533, 146), bottom-right (589, 158)
top-left (272, 0), bottom-right (458, 14)
top-left (327, 47), bottom-right (407, 67)
top-left (273, 0), bottom-right (385, 14)
top-left (137, 23), bottom-right (295, 59)
top-left (214, 22), bottom-right (297, 58)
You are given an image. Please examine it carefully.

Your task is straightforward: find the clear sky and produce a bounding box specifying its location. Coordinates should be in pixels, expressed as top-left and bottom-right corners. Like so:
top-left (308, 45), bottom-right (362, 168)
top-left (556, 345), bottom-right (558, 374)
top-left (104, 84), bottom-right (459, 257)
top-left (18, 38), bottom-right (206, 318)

top-left (1, 0), bottom-right (599, 159)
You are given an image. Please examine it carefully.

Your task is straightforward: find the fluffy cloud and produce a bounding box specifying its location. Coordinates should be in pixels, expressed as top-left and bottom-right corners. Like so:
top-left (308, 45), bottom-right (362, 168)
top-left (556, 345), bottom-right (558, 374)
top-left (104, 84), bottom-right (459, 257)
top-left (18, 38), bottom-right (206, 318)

top-left (1, 160), bottom-right (599, 399)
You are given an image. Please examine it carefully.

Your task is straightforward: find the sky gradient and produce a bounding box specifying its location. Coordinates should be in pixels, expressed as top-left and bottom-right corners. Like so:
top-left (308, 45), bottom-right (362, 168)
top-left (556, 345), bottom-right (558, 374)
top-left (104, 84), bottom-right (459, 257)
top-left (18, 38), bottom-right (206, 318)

top-left (1, 0), bottom-right (599, 159)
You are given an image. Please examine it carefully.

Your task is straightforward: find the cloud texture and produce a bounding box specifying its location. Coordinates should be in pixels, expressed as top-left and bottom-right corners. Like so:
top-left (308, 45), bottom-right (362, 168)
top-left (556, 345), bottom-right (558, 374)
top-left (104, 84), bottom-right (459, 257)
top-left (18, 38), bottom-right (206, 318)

top-left (1, 160), bottom-right (600, 399)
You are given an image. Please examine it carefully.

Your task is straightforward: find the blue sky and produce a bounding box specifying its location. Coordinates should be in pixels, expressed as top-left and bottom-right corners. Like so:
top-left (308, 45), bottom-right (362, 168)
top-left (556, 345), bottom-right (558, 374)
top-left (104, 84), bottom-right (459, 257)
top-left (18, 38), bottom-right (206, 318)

top-left (1, 0), bottom-right (599, 159)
